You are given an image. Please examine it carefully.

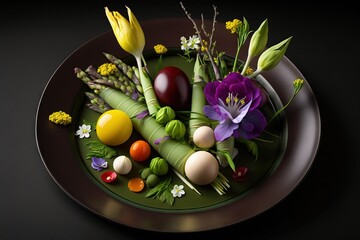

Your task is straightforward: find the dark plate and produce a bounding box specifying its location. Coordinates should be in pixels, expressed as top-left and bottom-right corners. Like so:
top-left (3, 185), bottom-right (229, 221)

top-left (35, 18), bottom-right (321, 232)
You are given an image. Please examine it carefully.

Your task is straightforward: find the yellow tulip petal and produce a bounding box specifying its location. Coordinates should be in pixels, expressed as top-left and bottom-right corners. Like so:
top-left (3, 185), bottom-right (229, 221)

top-left (104, 6), bottom-right (145, 59)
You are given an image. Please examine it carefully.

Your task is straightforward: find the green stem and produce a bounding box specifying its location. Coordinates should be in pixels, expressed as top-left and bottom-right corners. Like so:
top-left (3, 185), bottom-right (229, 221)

top-left (188, 54), bottom-right (210, 142)
top-left (240, 54), bottom-right (251, 76)
top-left (215, 136), bottom-right (236, 171)
top-left (135, 57), bottom-right (160, 116)
top-left (233, 38), bottom-right (243, 72)
top-left (268, 93), bottom-right (296, 124)
top-left (247, 67), bottom-right (262, 79)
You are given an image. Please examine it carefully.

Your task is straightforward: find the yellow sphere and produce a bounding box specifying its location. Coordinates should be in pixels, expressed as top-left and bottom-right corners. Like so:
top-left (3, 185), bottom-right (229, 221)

top-left (96, 110), bottom-right (133, 146)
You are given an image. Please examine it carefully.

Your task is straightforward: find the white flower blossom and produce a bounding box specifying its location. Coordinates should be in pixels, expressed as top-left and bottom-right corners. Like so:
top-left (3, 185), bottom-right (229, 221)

top-left (187, 35), bottom-right (200, 50)
top-left (180, 36), bottom-right (189, 51)
top-left (180, 35), bottom-right (201, 51)
top-left (75, 124), bottom-right (91, 138)
top-left (171, 184), bottom-right (185, 197)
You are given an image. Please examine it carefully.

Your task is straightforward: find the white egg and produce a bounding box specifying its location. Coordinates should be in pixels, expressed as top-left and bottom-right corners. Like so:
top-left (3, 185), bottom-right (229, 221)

top-left (184, 151), bottom-right (219, 185)
top-left (193, 126), bottom-right (216, 148)
top-left (113, 155), bottom-right (132, 175)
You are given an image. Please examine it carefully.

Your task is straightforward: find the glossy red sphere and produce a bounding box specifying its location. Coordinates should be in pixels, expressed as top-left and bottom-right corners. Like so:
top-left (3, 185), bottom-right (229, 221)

top-left (153, 66), bottom-right (191, 110)
top-left (101, 171), bottom-right (117, 183)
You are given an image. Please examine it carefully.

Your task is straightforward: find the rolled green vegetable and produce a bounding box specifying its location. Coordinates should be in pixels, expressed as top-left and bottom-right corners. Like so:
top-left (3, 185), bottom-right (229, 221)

top-left (76, 65), bottom-right (229, 192)
top-left (100, 88), bottom-right (195, 175)
top-left (188, 54), bottom-right (210, 142)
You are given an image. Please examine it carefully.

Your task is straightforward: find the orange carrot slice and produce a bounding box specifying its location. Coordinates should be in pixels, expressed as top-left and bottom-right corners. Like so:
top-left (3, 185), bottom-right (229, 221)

top-left (128, 177), bottom-right (145, 192)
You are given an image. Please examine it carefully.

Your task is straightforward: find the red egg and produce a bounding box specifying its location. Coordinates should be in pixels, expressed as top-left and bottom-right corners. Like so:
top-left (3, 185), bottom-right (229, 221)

top-left (153, 66), bottom-right (191, 110)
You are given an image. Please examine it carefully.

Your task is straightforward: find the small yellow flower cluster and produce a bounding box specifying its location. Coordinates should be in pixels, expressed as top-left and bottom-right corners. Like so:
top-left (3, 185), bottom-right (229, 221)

top-left (293, 78), bottom-right (304, 87)
top-left (245, 67), bottom-right (254, 76)
top-left (97, 63), bottom-right (117, 76)
top-left (201, 40), bottom-right (208, 52)
top-left (154, 44), bottom-right (168, 54)
top-left (49, 111), bottom-right (72, 125)
top-left (226, 19), bottom-right (242, 34)
top-left (293, 78), bottom-right (304, 94)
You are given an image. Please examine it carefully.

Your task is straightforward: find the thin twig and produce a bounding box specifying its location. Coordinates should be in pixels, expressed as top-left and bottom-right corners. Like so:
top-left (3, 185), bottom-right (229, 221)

top-left (180, 2), bottom-right (221, 80)
top-left (172, 168), bottom-right (201, 195)
top-left (201, 5), bottom-right (218, 51)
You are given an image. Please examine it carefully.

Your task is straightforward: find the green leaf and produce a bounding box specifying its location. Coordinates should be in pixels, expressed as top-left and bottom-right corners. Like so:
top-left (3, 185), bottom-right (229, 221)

top-left (244, 140), bottom-right (259, 161)
top-left (224, 151), bottom-right (236, 171)
top-left (217, 150), bottom-right (236, 172)
top-left (145, 185), bottom-right (161, 198)
top-left (161, 189), bottom-right (174, 206)
top-left (85, 141), bottom-right (117, 159)
top-left (145, 177), bottom-right (174, 206)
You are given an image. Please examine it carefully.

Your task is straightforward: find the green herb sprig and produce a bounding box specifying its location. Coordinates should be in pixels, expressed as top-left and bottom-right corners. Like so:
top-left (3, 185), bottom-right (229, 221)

top-left (85, 140), bottom-right (117, 159)
top-left (145, 177), bottom-right (174, 206)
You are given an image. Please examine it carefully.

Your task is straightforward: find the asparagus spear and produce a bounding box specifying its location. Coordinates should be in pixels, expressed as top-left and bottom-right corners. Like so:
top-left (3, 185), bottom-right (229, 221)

top-left (84, 92), bottom-right (112, 113)
top-left (74, 67), bottom-right (139, 99)
top-left (104, 52), bottom-right (143, 90)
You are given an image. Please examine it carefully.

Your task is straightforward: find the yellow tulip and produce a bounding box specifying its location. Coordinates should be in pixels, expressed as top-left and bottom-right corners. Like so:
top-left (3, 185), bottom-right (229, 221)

top-left (105, 6), bottom-right (160, 116)
top-left (105, 6), bottom-right (145, 59)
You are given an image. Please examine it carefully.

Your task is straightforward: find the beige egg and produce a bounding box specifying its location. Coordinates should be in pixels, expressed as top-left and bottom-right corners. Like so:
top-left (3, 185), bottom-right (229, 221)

top-left (193, 126), bottom-right (216, 148)
top-left (113, 155), bottom-right (132, 175)
top-left (184, 151), bottom-right (219, 185)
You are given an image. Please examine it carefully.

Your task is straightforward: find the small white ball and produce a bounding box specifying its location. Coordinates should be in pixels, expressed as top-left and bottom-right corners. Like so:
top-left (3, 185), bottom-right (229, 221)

top-left (113, 155), bottom-right (132, 175)
top-left (193, 126), bottom-right (216, 148)
top-left (184, 151), bottom-right (219, 185)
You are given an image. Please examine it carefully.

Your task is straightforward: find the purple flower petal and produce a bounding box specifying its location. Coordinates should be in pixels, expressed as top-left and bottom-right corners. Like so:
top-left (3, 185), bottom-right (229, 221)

top-left (204, 81), bottom-right (221, 105)
top-left (216, 103), bottom-right (234, 123)
top-left (154, 136), bottom-right (170, 145)
top-left (136, 110), bottom-right (149, 119)
top-left (215, 83), bottom-right (230, 104)
top-left (216, 72), bottom-right (263, 111)
top-left (238, 109), bottom-right (267, 139)
top-left (91, 157), bottom-right (107, 171)
top-left (131, 90), bottom-right (139, 100)
top-left (241, 120), bottom-right (255, 132)
top-left (214, 118), bottom-right (239, 142)
top-left (222, 72), bottom-right (244, 85)
top-left (232, 99), bottom-right (252, 124)
top-left (203, 105), bottom-right (222, 121)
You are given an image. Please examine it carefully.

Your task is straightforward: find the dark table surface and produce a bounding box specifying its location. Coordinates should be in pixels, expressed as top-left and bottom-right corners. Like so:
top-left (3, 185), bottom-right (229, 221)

top-left (2, 0), bottom-right (360, 239)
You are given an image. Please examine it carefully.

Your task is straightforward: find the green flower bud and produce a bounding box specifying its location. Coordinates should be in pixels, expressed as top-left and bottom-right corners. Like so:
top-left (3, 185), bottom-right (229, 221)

top-left (257, 36), bottom-right (292, 72)
top-left (155, 106), bottom-right (176, 124)
top-left (241, 19), bottom-right (268, 75)
top-left (149, 157), bottom-right (169, 176)
top-left (248, 19), bottom-right (268, 58)
top-left (146, 174), bottom-right (160, 188)
top-left (165, 119), bottom-right (186, 139)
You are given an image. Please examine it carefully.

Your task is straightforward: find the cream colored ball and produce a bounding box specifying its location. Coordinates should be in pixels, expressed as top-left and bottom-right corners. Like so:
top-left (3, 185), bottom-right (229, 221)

top-left (184, 151), bottom-right (219, 185)
top-left (193, 126), bottom-right (216, 148)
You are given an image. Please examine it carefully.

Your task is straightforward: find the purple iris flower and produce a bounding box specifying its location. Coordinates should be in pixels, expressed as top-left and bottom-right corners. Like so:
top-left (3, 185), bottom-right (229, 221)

top-left (203, 72), bottom-right (267, 142)
top-left (204, 72), bottom-right (262, 110)
top-left (91, 157), bottom-right (108, 171)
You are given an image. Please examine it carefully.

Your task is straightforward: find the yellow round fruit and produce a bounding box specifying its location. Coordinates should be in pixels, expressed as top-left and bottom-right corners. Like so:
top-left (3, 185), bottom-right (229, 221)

top-left (96, 110), bottom-right (133, 146)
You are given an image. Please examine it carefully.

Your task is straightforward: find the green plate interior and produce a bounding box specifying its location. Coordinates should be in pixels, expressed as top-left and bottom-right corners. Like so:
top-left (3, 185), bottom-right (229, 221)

top-left (72, 51), bottom-right (287, 213)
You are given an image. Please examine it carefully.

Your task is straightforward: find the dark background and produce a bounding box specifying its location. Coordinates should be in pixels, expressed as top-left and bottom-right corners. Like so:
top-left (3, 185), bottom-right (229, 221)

top-left (1, 0), bottom-right (360, 239)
